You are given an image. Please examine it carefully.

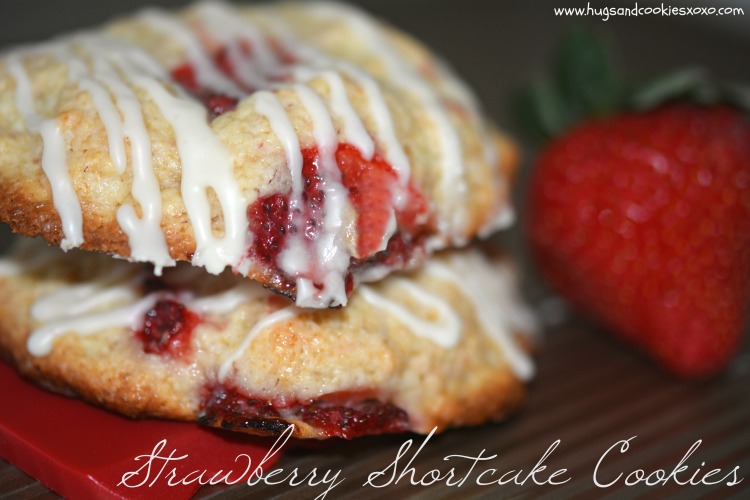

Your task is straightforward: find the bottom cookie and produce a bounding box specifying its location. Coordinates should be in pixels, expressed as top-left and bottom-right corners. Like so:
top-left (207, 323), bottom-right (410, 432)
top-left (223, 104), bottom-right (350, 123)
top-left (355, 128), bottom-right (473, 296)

top-left (0, 238), bottom-right (536, 439)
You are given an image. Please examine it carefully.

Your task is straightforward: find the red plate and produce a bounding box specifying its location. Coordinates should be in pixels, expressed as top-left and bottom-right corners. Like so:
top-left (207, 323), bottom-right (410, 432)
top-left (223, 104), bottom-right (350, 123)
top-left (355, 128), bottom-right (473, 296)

top-left (0, 361), bottom-right (282, 499)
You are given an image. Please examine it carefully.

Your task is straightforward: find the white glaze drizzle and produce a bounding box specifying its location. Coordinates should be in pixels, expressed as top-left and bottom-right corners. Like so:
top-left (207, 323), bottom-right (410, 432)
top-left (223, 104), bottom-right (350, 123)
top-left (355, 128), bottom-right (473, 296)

top-left (28, 294), bottom-right (159, 357)
top-left (4, 36), bottom-right (178, 266)
top-left (24, 252), bottom-right (273, 357)
top-left (139, 78), bottom-right (247, 274)
top-left (257, 5), bottom-right (410, 186)
top-left (313, 69), bottom-right (375, 159)
top-left (248, 9), bottom-right (403, 250)
top-left (478, 204), bottom-right (515, 239)
top-left (31, 282), bottom-right (136, 322)
top-left (83, 36), bottom-right (175, 271)
top-left (39, 119), bottom-right (82, 251)
top-left (11, 240), bottom-right (535, 387)
top-left (189, 282), bottom-right (267, 315)
top-left (0, 260), bottom-right (23, 276)
top-left (194, 0), bottom-right (283, 89)
top-left (359, 279), bottom-right (461, 348)
top-left (138, 7), bottom-right (244, 97)
top-left (254, 91), bottom-right (303, 199)
top-left (424, 254), bottom-right (537, 381)
top-left (290, 83), bottom-right (351, 307)
top-left (338, 63), bottom-right (410, 189)
top-left (252, 87), bottom-right (352, 307)
top-left (159, 5), bottom-right (359, 303)
top-left (5, 53), bottom-right (84, 251)
top-left (3, 1), bottom-right (505, 310)
top-left (31, 264), bottom-right (136, 321)
top-left (306, 2), bottom-right (468, 236)
top-left (217, 306), bottom-right (297, 381)
top-left (198, 1), bottom-right (390, 288)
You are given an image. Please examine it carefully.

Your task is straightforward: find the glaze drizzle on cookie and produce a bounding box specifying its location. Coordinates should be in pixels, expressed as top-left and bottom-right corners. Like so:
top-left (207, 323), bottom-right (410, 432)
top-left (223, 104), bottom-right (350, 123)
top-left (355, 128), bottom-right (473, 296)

top-left (2, 1), bottom-right (511, 307)
top-left (3, 241), bottom-right (534, 382)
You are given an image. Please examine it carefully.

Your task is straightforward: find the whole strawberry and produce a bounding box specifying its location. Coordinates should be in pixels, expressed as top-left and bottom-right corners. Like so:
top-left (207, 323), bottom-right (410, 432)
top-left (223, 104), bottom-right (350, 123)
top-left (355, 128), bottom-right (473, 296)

top-left (522, 31), bottom-right (750, 378)
top-left (527, 104), bottom-right (750, 377)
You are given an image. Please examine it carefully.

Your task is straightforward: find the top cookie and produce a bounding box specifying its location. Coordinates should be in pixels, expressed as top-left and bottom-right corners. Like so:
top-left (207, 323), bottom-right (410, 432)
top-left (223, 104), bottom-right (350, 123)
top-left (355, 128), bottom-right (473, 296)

top-left (0, 1), bottom-right (516, 307)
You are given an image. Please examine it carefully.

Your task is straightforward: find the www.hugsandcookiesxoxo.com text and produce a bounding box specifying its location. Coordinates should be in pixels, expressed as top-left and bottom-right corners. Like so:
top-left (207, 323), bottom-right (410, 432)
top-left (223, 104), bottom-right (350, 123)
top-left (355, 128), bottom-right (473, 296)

top-left (118, 425), bottom-right (743, 498)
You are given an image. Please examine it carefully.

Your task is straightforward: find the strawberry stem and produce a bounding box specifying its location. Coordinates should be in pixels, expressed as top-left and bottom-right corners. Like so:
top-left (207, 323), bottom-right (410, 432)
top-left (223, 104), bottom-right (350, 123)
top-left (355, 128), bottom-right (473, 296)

top-left (631, 68), bottom-right (718, 110)
top-left (517, 27), bottom-right (749, 142)
top-left (516, 26), bottom-right (627, 141)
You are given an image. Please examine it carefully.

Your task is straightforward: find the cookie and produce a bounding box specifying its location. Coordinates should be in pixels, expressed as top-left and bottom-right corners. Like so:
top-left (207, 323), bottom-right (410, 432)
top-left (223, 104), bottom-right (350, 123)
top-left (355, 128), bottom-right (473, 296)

top-left (0, 1), bottom-right (517, 307)
top-left (0, 237), bottom-right (536, 439)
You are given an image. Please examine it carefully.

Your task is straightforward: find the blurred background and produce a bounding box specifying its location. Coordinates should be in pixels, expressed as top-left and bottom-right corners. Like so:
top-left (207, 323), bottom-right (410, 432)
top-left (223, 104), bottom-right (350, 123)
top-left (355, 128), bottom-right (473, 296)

top-left (3, 0), bottom-right (750, 286)
top-left (0, 1), bottom-right (748, 498)
top-left (3, 0), bottom-right (750, 128)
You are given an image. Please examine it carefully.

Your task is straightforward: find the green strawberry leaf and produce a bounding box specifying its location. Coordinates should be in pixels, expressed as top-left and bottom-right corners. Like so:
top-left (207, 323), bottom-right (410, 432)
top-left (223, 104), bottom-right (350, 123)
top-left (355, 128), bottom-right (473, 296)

top-left (631, 68), bottom-right (718, 110)
top-left (722, 82), bottom-right (750, 111)
top-left (516, 26), bottom-right (750, 143)
top-left (555, 25), bottom-right (625, 118)
top-left (517, 25), bottom-right (627, 142)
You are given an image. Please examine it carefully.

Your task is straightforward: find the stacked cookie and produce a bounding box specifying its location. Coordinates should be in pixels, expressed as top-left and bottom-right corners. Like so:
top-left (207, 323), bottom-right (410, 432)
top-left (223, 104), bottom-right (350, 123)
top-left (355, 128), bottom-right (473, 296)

top-left (0, 1), bottom-right (536, 439)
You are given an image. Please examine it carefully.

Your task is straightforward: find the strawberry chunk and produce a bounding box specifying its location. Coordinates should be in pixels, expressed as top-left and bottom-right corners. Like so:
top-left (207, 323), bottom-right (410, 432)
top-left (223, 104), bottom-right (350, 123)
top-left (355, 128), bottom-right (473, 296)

top-left (136, 299), bottom-right (200, 357)
top-left (336, 144), bottom-right (399, 258)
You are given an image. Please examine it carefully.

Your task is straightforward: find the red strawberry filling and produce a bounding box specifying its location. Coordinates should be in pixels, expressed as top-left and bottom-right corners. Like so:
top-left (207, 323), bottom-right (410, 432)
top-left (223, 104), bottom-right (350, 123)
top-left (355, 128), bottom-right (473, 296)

top-left (170, 37), bottom-right (296, 120)
top-left (245, 145), bottom-right (431, 298)
top-left (136, 298), bottom-right (200, 357)
top-left (170, 45), bottom-right (434, 302)
top-left (337, 144), bottom-right (424, 257)
top-left (201, 384), bottom-right (410, 439)
top-left (171, 62), bottom-right (239, 120)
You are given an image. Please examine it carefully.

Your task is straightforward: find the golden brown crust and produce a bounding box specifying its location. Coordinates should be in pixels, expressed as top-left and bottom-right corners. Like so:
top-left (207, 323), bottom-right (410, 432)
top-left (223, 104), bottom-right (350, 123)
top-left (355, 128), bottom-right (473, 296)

top-left (0, 239), bottom-right (535, 439)
top-left (0, 2), bottom-right (517, 304)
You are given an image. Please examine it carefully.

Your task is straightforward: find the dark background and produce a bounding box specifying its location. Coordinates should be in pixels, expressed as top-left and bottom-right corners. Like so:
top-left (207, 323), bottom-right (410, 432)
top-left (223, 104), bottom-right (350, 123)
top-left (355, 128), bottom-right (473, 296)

top-left (3, 0), bottom-right (750, 130)
top-left (1, 0), bottom-right (749, 498)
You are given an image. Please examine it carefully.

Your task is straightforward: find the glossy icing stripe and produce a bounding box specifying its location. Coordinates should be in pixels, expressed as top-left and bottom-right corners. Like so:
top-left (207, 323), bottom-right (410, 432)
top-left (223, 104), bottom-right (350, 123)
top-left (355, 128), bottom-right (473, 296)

top-left (31, 281), bottom-right (137, 322)
top-left (6, 53), bottom-right (84, 251)
top-left (189, 283), bottom-right (268, 315)
top-left (4, 53), bottom-right (39, 120)
top-left (25, 260), bottom-right (273, 358)
top-left (254, 91), bottom-right (303, 200)
top-left (254, 88), bottom-right (343, 306)
top-left (218, 306), bottom-right (298, 381)
top-left (340, 63), bottom-right (410, 190)
top-left (15, 240), bottom-right (535, 392)
top-left (140, 78), bottom-right (247, 274)
top-left (292, 67), bottom-right (375, 160)
top-left (195, 0), bottom-right (281, 89)
top-left (424, 254), bottom-right (536, 381)
top-left (192, 5), bottom-right (398, 305)
top-left (38, 119), bottom-right (84, 251)
top-left (318, 70), bottom-right (375, 159)
top-left (139, 7), bottom-right (244, 97)
top-left (359, 279), bottom-right (461, 348)
top-left (308, 2), bottom-right (467, 235)
top-left (292, 83), bottom-right (351, 307)
top-left (28, 294), bottom-right (159, 357)
top-left (81, 36), bottom-right (175, 270)
top-left (254, 8), bottom-right (408, 189)
top-left (432, 56), bottom-right (497, 168)
top-left (5, 36), bottom-right (177, 265)
top-left (188, 3), bottom-right (361, 307)
top-left (76, 74), bottom-right (128, 173)
top-left (478, 204), bottom-right (515, 239)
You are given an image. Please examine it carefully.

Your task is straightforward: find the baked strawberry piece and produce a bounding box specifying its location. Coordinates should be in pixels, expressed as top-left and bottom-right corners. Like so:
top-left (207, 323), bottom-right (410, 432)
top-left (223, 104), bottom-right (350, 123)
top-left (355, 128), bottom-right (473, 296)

top-left (0, 1), bottom-right (517, 308)
top-left (0, 238), bottom-right (536, 439)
